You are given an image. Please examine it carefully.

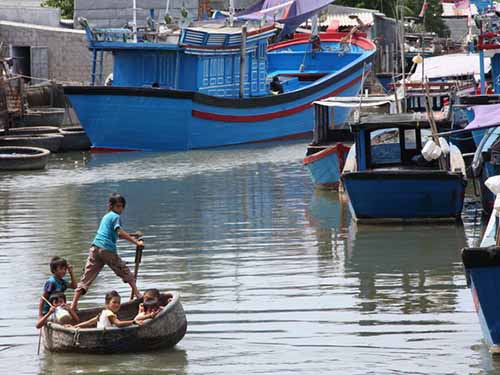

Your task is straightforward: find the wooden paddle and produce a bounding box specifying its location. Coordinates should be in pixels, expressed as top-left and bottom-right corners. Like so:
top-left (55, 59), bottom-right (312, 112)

top-left (37, 296), bottom-right (53, 355)
top-left (130, 232), bottom-right (144, 300)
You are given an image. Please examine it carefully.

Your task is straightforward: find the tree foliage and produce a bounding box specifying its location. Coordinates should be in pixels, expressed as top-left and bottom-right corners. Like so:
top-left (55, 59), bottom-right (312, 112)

top-left (334, 0), bottom-right (449, 36)
top-left (41, 0), bottom-right (74, 19)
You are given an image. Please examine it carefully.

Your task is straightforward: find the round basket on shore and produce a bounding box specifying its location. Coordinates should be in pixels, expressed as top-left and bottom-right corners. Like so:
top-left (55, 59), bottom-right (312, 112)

top-left (0, 146), bottom-right (50, 171)
top-left (0, 126), bottom-right (60, 136)
top-left (59, 127), bottom-right (91, 151)
top-left (18, 107), bottom-right (65, 127)
top-left (0, 134), bottom-right (63, 153)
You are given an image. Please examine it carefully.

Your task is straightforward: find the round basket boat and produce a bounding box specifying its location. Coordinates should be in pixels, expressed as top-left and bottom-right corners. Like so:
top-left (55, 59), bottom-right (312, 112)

top-left (0, 126), bottom-right (60, 136)
top-left (0, 134), bottom-right (63, 153)
top-left (42, 291), bottom-right (187, 354)
top-left (18, 107), bottom-right (65, 126)
top-left (0, 146), bottom-right (50, 171)
top-left (59, 126), bottom-right (91, 151)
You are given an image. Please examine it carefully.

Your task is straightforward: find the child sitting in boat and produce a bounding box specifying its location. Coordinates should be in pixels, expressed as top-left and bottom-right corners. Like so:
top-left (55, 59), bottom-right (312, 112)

top-left (74, 290), bottom-right (145, 329)
top-left (36, 292), bottom-right (79, 328)
top-left (71, 193), bottom-right (144, 312)
top-left (38, 256), bottom-right (77, 320)
top-left (134, 288), bottom-right (172, 321)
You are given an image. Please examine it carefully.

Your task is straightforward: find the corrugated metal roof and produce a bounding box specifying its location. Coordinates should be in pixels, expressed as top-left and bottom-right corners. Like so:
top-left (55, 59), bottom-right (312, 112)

top-left (409, 53), bottom-right (491, 81)
top-left (321, 12), bottom-right (375, 27)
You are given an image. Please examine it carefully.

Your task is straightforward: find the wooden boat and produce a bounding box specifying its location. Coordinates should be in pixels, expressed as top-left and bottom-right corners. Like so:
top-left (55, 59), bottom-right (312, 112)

top-left (64, 12), bottom-right (375, 151)
top-left (303, 96), bottom-right (394, 189)
top-left (462, 179), bottom-right (500, 354)
top-left (0, 146), bottom-right (50, 170)
top-left (42, 291), bottom-right (187, 353)
top-left (340, 113), bottom-right (467, 223)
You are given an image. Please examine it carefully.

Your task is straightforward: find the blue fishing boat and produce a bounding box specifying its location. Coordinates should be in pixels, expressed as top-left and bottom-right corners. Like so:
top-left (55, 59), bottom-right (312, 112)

top-left (304, 95), bottom-right (393, 189)
top-left (304, 143), bottom-right (351, 189)
top-left (462, 178), bottom-right (500, 354)
top-left (64, 3), bottom-right (376, 151)
top-left (341, 113), bottom-right (467, 223)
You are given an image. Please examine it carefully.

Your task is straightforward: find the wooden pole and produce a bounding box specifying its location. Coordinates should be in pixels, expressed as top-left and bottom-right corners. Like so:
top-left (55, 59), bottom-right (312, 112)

top-left (37, 329), bottom-right (42, 355)
top-left (424, 81), bottom-right (446, 170)
top-left (398, 0), bottom-right (407, 112)
top-left (37, 296), bottom-right (52, 355)
top-left (130, 237), bottom-right (144, 300)
top-left (239, 24), bottom-right (247, 98)
top-left (132, 0), bottom-right (138, 43)
top-left (496, 217), bottom-right (500, 247)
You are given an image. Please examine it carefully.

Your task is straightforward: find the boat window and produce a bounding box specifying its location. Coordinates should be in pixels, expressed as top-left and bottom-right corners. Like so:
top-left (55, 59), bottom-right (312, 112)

top-left (404, 129), bottom-right (418, 149)
top-left (370, 128), bottom-right (401, 166)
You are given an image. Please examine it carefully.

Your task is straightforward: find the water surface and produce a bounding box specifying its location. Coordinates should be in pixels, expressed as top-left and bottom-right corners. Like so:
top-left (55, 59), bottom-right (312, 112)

top-left (0, 141), bottom-right (497, 374)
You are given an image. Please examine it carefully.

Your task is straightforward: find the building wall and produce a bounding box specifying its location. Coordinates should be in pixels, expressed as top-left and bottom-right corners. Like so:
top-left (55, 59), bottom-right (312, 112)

top-left (74, 0), bottom-right (200, 28)
top-left (0, 6), bottom-right (61, 27)
top-left (0, 21), bottom-right (111, 84)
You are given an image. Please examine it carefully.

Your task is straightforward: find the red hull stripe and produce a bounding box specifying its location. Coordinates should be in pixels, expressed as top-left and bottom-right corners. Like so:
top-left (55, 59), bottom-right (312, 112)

top-left (192, 75), bottom-right (363, 123)
top-left (303, 143), bottom-right (351, 165)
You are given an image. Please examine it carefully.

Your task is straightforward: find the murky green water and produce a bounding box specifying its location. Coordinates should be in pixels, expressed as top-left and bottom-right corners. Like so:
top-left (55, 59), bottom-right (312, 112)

top-left (0, 141), bottom-right (498, 374)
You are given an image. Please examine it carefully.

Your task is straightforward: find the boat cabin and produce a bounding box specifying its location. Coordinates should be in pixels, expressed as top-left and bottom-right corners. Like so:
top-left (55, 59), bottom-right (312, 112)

top-left (83, 21), bottom-right (276, 97)
top-left (82, 19), bottom-right (375, 99)
top-left (351, 113), bottom-right (442, 172)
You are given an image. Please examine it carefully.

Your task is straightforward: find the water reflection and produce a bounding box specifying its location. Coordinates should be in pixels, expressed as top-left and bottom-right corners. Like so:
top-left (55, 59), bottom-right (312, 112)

top-left (39, 348), bottom-right (188, 375)
top-left (347, 222), bottom-right (467, 314)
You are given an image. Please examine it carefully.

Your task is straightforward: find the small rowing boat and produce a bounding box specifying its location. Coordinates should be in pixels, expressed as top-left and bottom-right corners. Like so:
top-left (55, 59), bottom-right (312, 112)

top-left (42, 291), bottom-right (187, 353)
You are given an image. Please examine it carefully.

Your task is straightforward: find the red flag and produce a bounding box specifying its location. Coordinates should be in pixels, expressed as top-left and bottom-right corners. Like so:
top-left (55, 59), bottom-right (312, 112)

top-left (419, 0), bottom-right (429, 18)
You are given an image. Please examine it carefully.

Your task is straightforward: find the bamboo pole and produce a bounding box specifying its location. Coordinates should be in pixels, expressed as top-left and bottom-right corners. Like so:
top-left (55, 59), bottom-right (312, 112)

top-left (424, 80), bottom-right (446, 170)
top-left (239, 24), bottom-right (247, 98)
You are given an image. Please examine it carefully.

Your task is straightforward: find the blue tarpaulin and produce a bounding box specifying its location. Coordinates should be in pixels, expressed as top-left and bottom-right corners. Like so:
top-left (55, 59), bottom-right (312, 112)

top-left (238, 0), bottom-right (334, 35)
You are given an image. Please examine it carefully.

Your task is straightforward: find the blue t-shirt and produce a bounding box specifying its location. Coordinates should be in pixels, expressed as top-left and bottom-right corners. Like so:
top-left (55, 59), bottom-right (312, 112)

top-left (93, 211), bottom-right (122, 252)
top-left (42, 275), bottom-right (68, 314)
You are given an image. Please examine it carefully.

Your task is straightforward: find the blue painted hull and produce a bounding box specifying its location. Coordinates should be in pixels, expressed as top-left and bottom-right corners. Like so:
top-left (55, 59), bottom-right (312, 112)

top-left (66, 44), bottom-right (375, 152)
top-left (341, 171), bottom-right (466, 222)
top-left (66, 67), bottom-right (366, 151)
top-left (304, 144), bottom-right (351, 188)
top-left (462, 246), bottom-right (500, 352)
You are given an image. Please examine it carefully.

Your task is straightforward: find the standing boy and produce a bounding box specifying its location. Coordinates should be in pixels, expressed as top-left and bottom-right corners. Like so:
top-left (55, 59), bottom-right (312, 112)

top-left (71, 193), bottom-right (144, 311)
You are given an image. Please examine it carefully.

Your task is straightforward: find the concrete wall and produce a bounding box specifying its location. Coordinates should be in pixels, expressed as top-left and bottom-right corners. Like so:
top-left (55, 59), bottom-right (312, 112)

top-left (0, 6), bottom-right (61, 27)
top-left (212, 0), bottom-right (256, 9)
top-left (0, 21), bottom-right (111, 84)
top-left (74, 0), bottom-right (199, 28)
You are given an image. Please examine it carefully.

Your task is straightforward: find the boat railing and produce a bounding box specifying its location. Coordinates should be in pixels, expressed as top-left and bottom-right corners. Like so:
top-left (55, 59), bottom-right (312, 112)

top-left (91, 28), bottom-right (134, 43)
top-left (80, 17), bottom-right (180, 46)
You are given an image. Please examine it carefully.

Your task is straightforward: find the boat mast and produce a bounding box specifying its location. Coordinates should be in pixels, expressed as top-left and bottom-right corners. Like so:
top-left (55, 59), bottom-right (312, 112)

top-left (229, 0), bottom-right (235, 27)
top-left (240, 24), bottom-right (247, 98)
top-left (478, 19), bottom-right (486, 95)
top-left (132, 0), bottom-right (137, 42)
top-left (165, 0), bottom-right (170, 16)
top-left (311, 14), bottom-right (319, 36)
top-left (398, 0), bottom-right (406, 112)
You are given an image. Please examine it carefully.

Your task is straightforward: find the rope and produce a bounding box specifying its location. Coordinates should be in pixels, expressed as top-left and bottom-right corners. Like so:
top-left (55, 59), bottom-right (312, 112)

top-left (72, 328), bottom-right (80, 347)
top-left (8, 73), bottom-right (88, 86)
